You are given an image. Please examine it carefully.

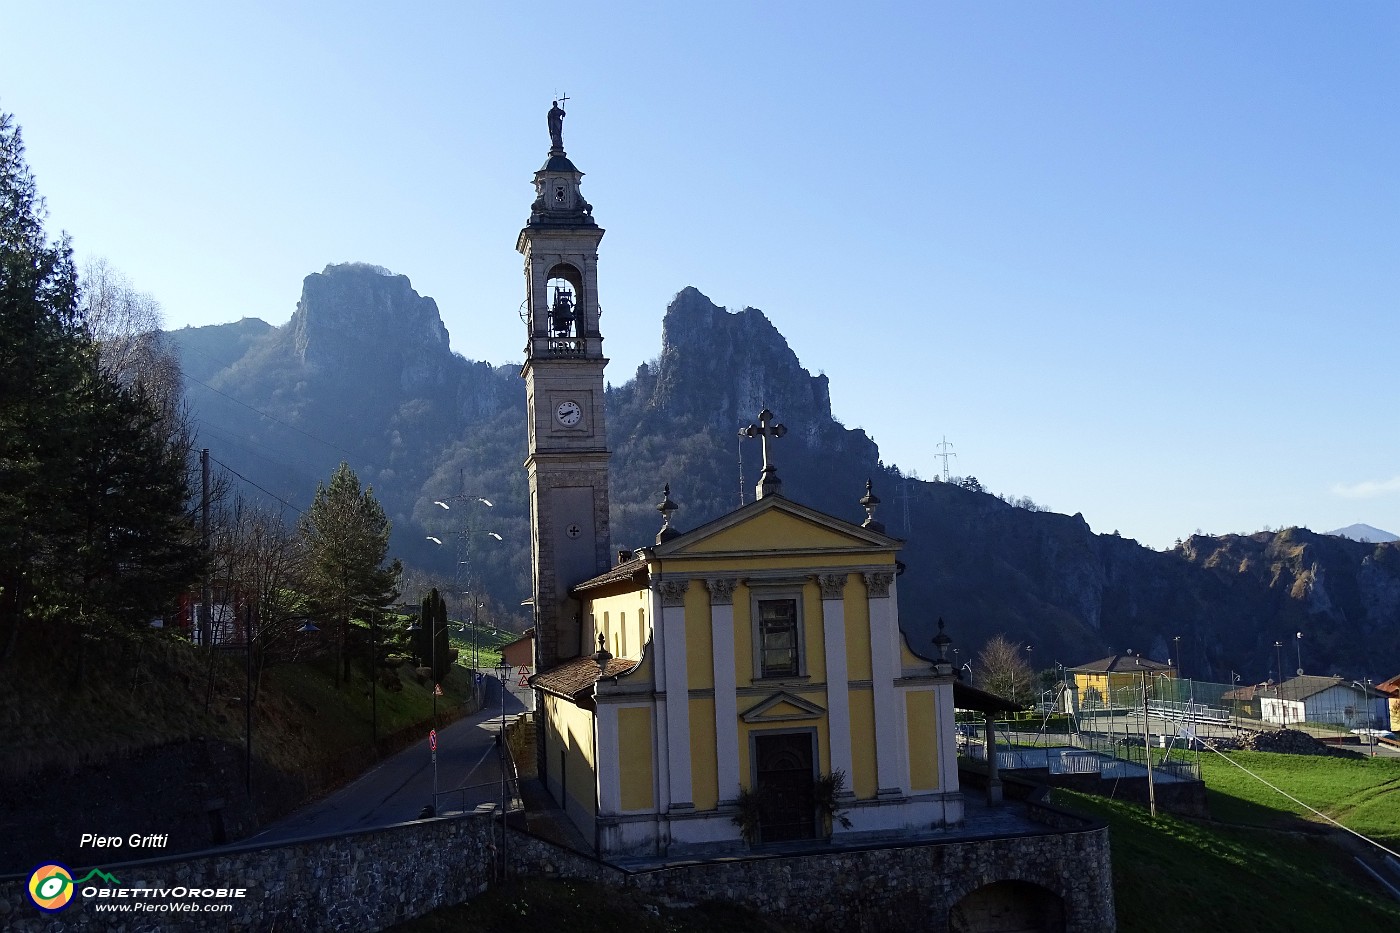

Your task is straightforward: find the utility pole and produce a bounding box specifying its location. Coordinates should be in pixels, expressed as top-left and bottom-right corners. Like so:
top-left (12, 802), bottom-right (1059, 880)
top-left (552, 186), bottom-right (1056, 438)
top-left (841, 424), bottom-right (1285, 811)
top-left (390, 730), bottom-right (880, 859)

top-left (1140, 665), bottom-right (1157, 817)
top-left (201, 448), bottom-right (210, 649)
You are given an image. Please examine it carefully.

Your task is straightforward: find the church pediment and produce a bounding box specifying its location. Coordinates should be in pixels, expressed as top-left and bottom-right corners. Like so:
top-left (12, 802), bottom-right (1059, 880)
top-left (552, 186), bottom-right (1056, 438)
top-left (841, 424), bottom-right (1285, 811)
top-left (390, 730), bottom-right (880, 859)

top-left (658, 496), bottom-right (898, 558)
top-left (741, 691), bottom-right (826, 723)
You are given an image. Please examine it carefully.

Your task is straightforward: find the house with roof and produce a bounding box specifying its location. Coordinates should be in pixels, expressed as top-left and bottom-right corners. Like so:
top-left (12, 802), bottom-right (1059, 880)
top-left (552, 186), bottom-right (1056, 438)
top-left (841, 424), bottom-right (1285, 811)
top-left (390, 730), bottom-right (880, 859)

top-left (1067, 652), bottom-right (1175, 714)
top-left (1261, 675), bottom-right (1384, 729)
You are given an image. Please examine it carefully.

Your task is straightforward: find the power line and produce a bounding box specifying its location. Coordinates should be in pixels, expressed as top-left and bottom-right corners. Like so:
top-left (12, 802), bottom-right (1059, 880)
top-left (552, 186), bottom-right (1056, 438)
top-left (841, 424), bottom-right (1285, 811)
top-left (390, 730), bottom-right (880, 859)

top-left (896, 478), bottom-right (915, 535)
top-left (208, 455), bottom-right (305, 515)
top-left (185, 374), bottom-right (356, 458)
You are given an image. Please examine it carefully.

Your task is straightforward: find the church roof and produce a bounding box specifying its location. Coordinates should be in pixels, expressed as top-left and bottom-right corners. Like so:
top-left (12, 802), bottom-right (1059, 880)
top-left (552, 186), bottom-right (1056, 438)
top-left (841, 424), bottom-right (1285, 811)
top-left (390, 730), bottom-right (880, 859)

top-left (540, 154), bottom-right (580, 174)
top-left (529, 654), bottom-right (638, 703)
top-left (651, 492), bottom-right (901, 557)
top-left (571, 493), bottom-right (900, 595)
top-left (573, 556), bottom-right (648, 594)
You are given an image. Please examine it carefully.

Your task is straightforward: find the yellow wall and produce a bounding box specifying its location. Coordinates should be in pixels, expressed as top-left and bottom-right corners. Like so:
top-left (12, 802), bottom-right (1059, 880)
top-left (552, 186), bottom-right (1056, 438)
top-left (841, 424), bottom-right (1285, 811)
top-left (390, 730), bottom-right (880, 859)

top-left (683, 510), bottom-right (893, 553)
top-left (844, 574), bottom-right (872, 680)
top-left (849, 689), bottom-right (877, 798)
top-left (545, 693), bottom-right (598, 819)
top-left (689, 696), bottom-right (719, 807)
top-left (733, 582), bottom-right (754, 684)
top-left (589, 589), bottom-right (650, 661)
top-left (662, 553), bottom-right (896, 575)
top-left (802, 583), bottom-right (826, 682)
top-left (618, 706), bottom-right (655, 811)
top-left (685, 581), bottom-right (714, 689)
top-left (905, 690), bottom-right (939, 791)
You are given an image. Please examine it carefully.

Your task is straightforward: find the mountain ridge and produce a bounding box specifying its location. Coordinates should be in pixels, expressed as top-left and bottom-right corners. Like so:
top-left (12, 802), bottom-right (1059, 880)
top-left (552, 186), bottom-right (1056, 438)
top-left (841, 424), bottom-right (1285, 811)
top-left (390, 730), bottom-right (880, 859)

top-left (169, 264), bottom-right (1400, 683)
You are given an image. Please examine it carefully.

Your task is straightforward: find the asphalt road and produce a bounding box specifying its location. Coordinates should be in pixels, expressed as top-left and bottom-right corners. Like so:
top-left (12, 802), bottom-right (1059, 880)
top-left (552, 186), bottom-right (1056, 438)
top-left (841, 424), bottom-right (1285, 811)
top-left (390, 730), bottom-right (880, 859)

top-left (243, 674), bottom-right (527, 845)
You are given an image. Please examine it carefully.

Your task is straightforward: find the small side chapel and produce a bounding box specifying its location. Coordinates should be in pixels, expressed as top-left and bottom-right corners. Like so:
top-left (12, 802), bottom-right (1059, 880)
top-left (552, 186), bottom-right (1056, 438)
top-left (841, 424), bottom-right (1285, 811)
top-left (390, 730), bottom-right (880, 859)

top-left (520, 103), bottom-right (963, 858)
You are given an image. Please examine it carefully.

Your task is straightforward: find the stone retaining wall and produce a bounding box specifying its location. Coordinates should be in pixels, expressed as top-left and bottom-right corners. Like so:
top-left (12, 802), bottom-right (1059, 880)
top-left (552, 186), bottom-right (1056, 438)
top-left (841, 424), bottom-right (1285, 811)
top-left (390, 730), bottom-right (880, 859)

top-left (3, 796), bottom-right (1114, 932)
top-left (509, 805), bottom-right (1116, 932)
top-left (0, 812), bottom-right (495, 932)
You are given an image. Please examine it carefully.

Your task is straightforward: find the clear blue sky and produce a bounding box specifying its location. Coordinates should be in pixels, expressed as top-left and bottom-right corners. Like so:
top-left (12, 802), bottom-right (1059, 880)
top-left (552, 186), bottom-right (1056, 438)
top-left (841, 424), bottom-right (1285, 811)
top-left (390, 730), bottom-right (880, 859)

top-left (5, 2), bottom-right (1397, 548)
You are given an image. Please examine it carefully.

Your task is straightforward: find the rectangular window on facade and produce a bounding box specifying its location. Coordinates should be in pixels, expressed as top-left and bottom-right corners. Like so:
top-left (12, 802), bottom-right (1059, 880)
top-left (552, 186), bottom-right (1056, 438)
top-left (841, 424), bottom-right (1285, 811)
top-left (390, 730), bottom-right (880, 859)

top-left (758, 598), bottom-right (800, 677)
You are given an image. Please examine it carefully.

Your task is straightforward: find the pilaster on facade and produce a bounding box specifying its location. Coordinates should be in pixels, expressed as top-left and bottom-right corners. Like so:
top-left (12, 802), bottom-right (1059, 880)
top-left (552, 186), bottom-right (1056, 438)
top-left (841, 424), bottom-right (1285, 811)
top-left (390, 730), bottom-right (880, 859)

top-left (658, 578), bottom-right (692, 808)
top-left (706, 577), bottom-right (740, 803)
top-left (865, 571), bottom-right (906, 797)
top-left (818, 573), bottom-right (854, 792)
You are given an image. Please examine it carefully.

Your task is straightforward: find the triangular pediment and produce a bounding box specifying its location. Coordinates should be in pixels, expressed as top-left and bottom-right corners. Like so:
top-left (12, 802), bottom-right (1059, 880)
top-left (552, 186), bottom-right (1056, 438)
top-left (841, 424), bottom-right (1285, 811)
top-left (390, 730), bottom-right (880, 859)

top-left (657, 495), bottom-right (899, 558)
top-left (741, 691), bottom-right (826, 723)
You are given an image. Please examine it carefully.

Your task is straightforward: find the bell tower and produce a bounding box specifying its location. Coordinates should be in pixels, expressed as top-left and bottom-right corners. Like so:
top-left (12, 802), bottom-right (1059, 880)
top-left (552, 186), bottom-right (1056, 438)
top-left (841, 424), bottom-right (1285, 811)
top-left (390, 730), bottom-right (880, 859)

top-left (520, 100), bottom-right (611, 671)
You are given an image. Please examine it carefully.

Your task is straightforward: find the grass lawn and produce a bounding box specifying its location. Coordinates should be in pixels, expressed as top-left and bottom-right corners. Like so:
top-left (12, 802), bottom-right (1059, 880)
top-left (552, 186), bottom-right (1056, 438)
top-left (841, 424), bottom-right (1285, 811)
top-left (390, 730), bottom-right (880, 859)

top-left (1193, 748), bottom-right (1400, 846)
top-left (1051, 790), bottom-right (1400, 931)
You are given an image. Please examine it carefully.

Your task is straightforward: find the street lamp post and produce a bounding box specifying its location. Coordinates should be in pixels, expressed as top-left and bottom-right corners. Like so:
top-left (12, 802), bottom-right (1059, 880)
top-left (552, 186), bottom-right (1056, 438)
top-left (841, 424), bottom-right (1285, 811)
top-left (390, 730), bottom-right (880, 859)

top-left (369, 610), bottom-right (378, 752)
top-left (1273, 641), bottom-right (1286, 726)
top-left (495, 658), bottom-right (511, 879)
top-left (1295, 631), bottom-right (1303, 676)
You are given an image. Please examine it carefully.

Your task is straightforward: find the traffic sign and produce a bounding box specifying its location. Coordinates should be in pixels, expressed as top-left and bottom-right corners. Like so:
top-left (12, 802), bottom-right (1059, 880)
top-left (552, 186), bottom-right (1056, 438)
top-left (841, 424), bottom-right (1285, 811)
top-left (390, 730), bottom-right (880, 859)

top-left (517, 666), bottom-right (532, 687)
top-left (429, 729), bottom-right (437, 751)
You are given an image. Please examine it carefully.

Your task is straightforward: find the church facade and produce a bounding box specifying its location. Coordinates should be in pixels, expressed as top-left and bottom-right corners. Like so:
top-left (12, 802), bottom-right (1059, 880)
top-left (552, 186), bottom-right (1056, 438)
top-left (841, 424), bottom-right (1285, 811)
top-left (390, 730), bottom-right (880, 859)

top-left (520, 104), bottom-right (962, 858)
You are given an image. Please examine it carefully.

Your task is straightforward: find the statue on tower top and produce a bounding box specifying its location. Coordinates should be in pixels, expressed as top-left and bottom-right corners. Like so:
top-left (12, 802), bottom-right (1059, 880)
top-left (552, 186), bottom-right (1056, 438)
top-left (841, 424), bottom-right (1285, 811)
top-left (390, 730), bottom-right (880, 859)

top-left (548, 99), bottom-right (566, 152)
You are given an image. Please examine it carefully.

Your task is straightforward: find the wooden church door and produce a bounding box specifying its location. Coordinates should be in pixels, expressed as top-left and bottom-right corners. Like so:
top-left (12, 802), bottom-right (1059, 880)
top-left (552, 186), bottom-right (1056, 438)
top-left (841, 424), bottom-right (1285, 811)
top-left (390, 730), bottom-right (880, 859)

top-left (754, 731), bottom-right (816, 843)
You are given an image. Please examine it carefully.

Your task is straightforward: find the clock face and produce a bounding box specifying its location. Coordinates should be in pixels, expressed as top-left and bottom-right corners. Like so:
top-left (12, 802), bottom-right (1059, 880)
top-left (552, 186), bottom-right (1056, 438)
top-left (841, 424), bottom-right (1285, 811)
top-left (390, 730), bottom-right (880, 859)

top-left (555, 400), bottom-right (583, 427)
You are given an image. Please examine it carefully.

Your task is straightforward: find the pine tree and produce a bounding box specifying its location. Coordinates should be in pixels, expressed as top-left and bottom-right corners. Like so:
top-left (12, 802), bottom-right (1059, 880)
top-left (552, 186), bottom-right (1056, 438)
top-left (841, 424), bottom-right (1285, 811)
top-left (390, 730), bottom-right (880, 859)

top-left (1, 110), bottom-right (201, 672)
top-left (300, 462), bottom-right (401, 687)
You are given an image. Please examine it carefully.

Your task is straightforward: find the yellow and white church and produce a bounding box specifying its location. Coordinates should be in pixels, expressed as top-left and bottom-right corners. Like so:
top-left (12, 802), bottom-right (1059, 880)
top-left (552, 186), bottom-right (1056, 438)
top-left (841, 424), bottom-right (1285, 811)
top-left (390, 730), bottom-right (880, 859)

top-left (521, 102), bottom-right (962, 858)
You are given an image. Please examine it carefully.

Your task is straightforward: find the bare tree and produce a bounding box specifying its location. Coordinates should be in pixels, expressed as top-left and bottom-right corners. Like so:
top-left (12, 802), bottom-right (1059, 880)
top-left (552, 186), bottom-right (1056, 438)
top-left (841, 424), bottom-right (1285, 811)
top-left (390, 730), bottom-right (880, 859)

top-left (210, 498), bottom-right (308, 704)
top-left (79, 257), bottom-right (210, 508)
top-left (977, 635), bottom-right (1035, 703)
top-left (81, 259), bottom-right (181, 414)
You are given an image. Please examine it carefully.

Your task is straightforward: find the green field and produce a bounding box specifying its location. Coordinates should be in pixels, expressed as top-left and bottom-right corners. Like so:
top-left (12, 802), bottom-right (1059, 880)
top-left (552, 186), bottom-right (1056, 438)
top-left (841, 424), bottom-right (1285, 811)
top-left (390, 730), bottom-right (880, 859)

top-left (1195, 749), bottom-right (1400, 846)
top-left (1052, 747), bottom-right (1400, 930)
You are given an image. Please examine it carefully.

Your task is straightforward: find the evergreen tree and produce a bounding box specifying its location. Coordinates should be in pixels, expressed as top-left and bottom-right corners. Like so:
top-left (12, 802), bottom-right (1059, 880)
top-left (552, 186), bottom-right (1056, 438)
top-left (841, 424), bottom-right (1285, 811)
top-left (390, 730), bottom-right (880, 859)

top-left (1, 110), bottom-right (201, 671)
top-left (416, 588), bottom-right (451, 683)
top-left (300, 461), bottom-right (401, 686)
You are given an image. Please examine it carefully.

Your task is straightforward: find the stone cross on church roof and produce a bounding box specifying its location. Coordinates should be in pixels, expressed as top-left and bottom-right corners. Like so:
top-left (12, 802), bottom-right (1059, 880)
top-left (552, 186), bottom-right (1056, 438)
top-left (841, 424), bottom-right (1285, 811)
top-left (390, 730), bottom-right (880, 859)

top-left (741, 408), bottom-right (787, 500)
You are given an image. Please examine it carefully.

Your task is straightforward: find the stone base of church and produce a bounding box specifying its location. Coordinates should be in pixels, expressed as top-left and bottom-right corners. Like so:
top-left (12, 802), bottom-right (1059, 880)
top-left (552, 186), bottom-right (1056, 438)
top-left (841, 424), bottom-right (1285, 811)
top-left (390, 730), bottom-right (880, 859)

top-left (838, 790), bottom-right (965, 840)
top-left (597, 792), bottom-right (966, 859)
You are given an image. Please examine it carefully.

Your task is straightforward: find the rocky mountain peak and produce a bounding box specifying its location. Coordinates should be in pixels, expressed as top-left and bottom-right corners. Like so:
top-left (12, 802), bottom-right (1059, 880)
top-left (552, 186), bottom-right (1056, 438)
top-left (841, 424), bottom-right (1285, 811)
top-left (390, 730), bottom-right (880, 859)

top-left (289, 263), bottom-right (452, 392)
top-left (652, 287), bottom-right (834, 441)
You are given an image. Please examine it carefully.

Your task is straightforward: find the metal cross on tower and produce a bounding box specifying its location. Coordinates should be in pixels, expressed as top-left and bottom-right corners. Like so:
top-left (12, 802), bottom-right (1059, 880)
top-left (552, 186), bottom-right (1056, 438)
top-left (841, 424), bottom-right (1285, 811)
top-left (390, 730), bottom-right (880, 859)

top-left (741, 408), bottom-right (787, 499)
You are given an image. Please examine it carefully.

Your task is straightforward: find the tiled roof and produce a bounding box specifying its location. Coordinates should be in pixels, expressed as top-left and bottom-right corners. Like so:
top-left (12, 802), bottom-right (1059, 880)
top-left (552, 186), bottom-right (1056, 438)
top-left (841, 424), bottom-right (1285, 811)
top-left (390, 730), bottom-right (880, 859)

top-left (573, 557), bottom-right (649, 593)
top-left (1069, 654), bottom-right (1174, 674)
top-left (1374, 674), bottom-right (1400, 697)
top-left (529, 655), bottom-right (637, 701)
top-left (1267, 674), bottom-right (1369, 702)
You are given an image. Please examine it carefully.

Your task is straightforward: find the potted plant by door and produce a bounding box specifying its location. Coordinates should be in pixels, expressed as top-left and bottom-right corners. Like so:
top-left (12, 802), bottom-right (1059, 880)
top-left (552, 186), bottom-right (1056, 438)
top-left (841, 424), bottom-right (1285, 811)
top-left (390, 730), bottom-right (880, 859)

top-left (814, 770), bottom-right (853, 840)
top-left (732, 784), bottom-right (767, 847)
